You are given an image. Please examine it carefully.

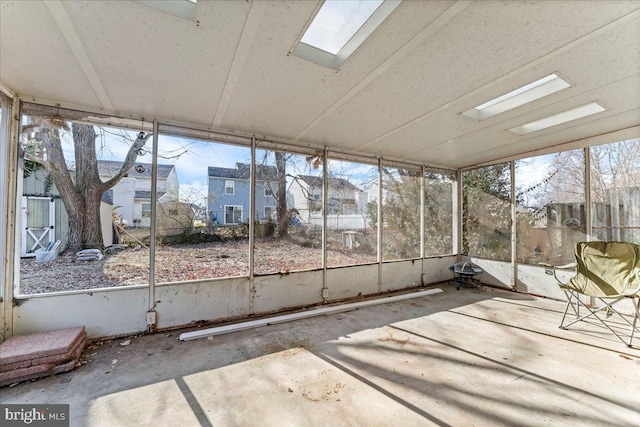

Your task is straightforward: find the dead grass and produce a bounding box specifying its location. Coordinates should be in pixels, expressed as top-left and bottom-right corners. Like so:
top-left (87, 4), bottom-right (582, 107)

top-left (19, 238), bottom-right (377, 295)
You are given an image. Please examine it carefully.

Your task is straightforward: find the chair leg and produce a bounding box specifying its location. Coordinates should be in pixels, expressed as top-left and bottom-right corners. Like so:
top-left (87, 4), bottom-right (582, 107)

top-left (560, 290), bottom-right (575, 329)
top-left (561, 296), bottom-right (632, 346)
top-left (629, 298), bottom-right (640, 348)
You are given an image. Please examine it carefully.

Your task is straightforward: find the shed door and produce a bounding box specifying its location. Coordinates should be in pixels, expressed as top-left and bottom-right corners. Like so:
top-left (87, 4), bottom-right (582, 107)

top-left (21, 196), bottom-right (55, 257)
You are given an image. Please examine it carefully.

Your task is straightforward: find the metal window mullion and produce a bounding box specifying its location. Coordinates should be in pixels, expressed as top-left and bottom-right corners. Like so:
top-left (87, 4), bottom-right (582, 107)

top-left (377, 158), bottom-right (383, 293)
top-left (322, 147), bottom-right (328, 301)
top-left (584, 147), bottom-right (595, 306)
top-left (419, 165), bottom-right (427, 274)
top-left (149, 120), bottom-right (159, 314)
top-left (456, 169), bottom-right (463, 261)
top-left (2, 96), bottom-right (19, 340)
top-left (584, 147), bottom-right (592, 241)
top-left (249, 136), bottom-right (256, 314)
top-left (0, 95), bottom-right (8, 300)
top-left (510, 161), bottom-right (517, 290)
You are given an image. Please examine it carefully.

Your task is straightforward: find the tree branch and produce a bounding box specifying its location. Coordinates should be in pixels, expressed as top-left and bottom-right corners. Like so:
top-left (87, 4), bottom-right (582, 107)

top-left (101, 132), bottom-right (152, 190)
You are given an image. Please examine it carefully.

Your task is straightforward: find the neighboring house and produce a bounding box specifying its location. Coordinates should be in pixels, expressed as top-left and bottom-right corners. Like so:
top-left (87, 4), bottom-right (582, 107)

top-left (21, 167), bottom-right (113, 255)
top-left (207, 163), bottom-right (277, 225)
top-left (98, 161), bottom-right (178, 227)
top-left (289, 175), bottom-right (368, 230)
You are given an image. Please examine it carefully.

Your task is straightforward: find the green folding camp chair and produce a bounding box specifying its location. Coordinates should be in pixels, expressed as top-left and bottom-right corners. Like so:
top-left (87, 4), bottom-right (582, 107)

top-left (543, 241), bottom-right (640, 347)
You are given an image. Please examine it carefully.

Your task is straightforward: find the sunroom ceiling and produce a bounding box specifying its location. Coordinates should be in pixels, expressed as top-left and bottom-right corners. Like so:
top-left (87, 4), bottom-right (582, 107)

top-left (1, 0), bottom-right (639, 169)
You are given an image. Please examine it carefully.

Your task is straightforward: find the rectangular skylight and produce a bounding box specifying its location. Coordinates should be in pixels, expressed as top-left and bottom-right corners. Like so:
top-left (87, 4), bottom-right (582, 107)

top-left (133, 0), bottom-right (196, 21)
top-left (509, 102), bottom-right (606, 135)
top-left (463, 74), bottom-right (571, 121)
top-left (301, 0), bottom-right (383, 55)
top-left (292, 0), bottom-right (402, 69)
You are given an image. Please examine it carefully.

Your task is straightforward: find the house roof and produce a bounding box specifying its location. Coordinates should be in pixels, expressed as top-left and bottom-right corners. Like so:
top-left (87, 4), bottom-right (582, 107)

top-left (101, 190), bottom-right (113, 205)
top-left (98, 160), bottom-right (174, 180)
top-left (134, 191), bottom-right (166, 200)
top-left (298, 175), bottom-right (361, 193)
top-left (208, 163), bottom-right (278, 181)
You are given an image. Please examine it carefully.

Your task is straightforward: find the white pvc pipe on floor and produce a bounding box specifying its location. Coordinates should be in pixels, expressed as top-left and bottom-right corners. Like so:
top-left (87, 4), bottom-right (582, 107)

top-left (179, 288), bottom-right (444, 341)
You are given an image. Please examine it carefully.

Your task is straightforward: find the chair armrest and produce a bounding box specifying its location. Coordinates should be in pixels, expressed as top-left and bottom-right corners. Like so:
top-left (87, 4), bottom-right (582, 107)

top-left (538, 262), bottom-right (576, 285)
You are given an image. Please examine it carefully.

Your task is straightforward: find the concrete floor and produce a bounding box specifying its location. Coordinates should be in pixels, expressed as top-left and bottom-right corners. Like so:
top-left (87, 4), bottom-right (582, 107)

top-left (3, 285), bottom-right (639, 427)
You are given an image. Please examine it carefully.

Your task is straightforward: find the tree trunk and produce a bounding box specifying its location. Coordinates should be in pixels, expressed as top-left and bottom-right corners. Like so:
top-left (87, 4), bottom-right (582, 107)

top-left (275, 152), bottom-right (288, 238)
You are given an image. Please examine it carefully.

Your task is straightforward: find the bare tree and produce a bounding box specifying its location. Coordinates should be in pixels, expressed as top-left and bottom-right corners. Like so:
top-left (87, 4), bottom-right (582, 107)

top-left (23, 121), bottom-right (150, 251)
top-left (275, 151), bottom-right (288, 238)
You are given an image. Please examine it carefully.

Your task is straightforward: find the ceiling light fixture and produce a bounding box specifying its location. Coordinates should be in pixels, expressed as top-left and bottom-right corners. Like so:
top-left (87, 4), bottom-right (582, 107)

top-left (508, 102), bottom-right (606, 135)
top-left (463, 74), bottom-right (571, 121)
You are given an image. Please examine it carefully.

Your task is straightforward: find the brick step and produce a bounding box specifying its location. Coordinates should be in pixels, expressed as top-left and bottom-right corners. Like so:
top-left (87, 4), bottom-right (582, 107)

top-left (0, 327), bottom-right (86, 387)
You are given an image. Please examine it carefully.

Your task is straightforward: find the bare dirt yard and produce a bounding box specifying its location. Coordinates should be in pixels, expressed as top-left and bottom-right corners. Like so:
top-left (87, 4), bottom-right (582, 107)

top-left (19, 239), bottom-right (377, 295)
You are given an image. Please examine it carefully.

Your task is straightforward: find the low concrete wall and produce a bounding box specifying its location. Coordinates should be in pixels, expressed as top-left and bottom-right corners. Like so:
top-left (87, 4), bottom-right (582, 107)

top-left (253, 270), bottom-right (323, 314)
top-left (13, 287), bottom-right (148, 338)
top-left (326, 264), bottom-right (378, 301)
top-left (156, 277), bottom-right (251, 329)
top-left (11, 255), bottom-right (517, 339)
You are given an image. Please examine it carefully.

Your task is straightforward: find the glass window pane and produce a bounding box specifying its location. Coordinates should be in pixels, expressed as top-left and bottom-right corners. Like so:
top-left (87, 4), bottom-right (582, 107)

top-left (424, 171), bottom-right (455, 256)
top-left (154, 134), bottom-right (251, 282)
top-left (18, 112), bottom-right (151, 294)
top-left (301, 0), bottom-right (383, 55)
top-left (462, 163), bottom-right (512, 261)
top-left (381, 165), bottom-right (421, 260)
top-left (590, 139), bottom-right (640, 244)
top-left (253, 147), bottom-right (323, 275)
top-left (326, 158), bottom-right (378, 267)
top-left (515, 150), bottom-right (586, 264)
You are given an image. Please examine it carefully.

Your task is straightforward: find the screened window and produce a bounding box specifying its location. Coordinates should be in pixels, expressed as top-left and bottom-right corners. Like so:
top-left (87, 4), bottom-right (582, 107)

top-left (326, 157), bottom-right (378, 267)
top-left (462, 163), bottom-right (512, 261)
top-left (424, 171), bottom-right (455, 256)
top-left (253, 145), bottom-right (323, 274)
top-left (381, 165), bottom-right (421, 260)
top-left (155, 129), bottom-right (251, 282)
top-left (515, 150), bottom-right (586, 265)
top-left (17, 105), bottom-right (152, 294)
top-left (590, 139), bottom-right (640, 244)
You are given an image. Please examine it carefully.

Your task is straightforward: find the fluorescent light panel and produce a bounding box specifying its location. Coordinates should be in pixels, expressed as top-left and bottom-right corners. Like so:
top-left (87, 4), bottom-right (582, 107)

top-left (463, 74), bottom-right (571, 121)
top-left (509, 102), bottom-right (606, 135)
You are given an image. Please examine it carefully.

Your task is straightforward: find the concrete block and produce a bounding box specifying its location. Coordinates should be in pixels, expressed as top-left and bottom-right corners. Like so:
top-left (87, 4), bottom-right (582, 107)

top-left (0, 327), bottom-right (85, 365)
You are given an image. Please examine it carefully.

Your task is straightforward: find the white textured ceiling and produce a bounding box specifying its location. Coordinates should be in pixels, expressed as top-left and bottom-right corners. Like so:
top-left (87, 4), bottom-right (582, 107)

top-left (1, 0), bottom-right (639, 169)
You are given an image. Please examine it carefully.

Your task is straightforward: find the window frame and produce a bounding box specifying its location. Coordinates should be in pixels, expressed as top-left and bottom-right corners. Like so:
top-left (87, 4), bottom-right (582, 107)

top-left (141, 202), bottom-right (152, 218)
top-left (264, 206), bottom-right (276, 220)
top-left (225, 180), bottom-right (235, 195)
top-left (224, 205), bottom-right (243, 225)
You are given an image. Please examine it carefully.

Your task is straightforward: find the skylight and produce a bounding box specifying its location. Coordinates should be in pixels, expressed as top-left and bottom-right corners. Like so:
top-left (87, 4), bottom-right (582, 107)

top-left (133, 0), bottom-right (197, 21)
top-left (292, 0), bottom-right (402, 69)
top-left (463, 74), bottom-right (571, 121)
top-left (301, 0), bottom-right (383, 55)
top-left (509, 102), bottom-right (606, 135)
